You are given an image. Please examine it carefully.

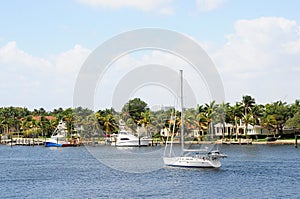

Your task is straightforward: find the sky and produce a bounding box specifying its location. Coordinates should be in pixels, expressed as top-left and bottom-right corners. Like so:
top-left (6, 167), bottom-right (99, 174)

top-left (1, 0), bottom-right (300, 111)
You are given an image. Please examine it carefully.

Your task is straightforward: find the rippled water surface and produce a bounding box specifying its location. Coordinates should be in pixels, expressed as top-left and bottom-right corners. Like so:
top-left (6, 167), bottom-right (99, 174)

top-left (0, 144), bottom-right (299, 198)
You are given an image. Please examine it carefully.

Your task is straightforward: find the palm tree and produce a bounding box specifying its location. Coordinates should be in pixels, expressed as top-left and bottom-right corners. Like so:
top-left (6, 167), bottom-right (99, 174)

top-left (31, 119), bottom-right (39, 138)
top-left (289, 100), bottom-right (300, 116)
top-left (264, 101), bottom-right (290, 136)
top-left (242, 95), bottom-right (256, 115)
top-left (85, 113), bottom-right (101, 138)
top-left (240, 96), bottom-right (256, 138)
top-left (39, 116), bottom-right (47, 138)
top-left (64, 114), bottom-right (74, 138)
top-left (49, 119), bottom-right (58, 137)
top-left (150, 109), bottom-right (171, 138)
top-left (215, 102), bottom-right (230, 139)
top-left (166, 110), bottom-right (181, 137)
top-left (96, 111), bottom-right (118, 134)
top-left (0, 118), bottom-right (9, 135)
top-left (20, 116), bottom-right (30, 138)
top-left (242, 113), bottom-right (254, 137)
top-left (183, 108), bottom-right (198, 133)
top-left (197, 113), bottom-right (208, 139)
top-left (0, 116), bottom-right (5, 134)
top-left (125, 117), bottom-right (136, 132)
top-left (196, 101), bottom-right (218, 139)
top-left (261, 115), bottom-right (277, 137)
top-left (286, 111), bottom-right (300, 131)
top-left (228, 102), bottom-right (243, 139)
top-left (20, 116), bottom-right (38, 138)
top-left (103, 114), bottom-right (117, 133)
top-left (138, 110), bottom-right (151, 127)
top-left (252, 104), bottom-right (264, 125)
top-left (138, 110), bottom-right (152, 137)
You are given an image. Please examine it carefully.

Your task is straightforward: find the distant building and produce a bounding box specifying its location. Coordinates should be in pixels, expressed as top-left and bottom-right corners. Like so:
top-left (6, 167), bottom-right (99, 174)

top-left (151, 105), bottom-right (174, 112)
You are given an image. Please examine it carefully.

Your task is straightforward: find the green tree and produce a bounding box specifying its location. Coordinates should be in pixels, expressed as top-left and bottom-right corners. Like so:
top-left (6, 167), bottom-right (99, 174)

top-left (201, 101), bottom-right (218, 138)
top-left (215, 102), bottom-right (230, 139)
top-left (261, 115), bottom-right (277, 137)
top-left (228, 102), bottom-right (243, 139)
top-left (84, 113), bottom-right (101, 138)
top-left (96, 109), bottom-right (118, 134)
top-left (62, 108), bottom-right (74, 137)
top-left (138, 110), bottom-right (151, 127)
top-left (242, 95), bottom-right (256, 115)
top-left (122, 98), bottom-right (148, 125)
top-left (242, 113), bottom-right (254, 137)
top-left (252, 104), bottom-right (264, 125)
top-left (20, 116), bottom-right (38, 138)
top-left (286, 111), bottom-right (300, 131)
top-left (289, 100), bottom-right (300, 116)
top-left (240, 96), bottom-right (256, 137)
top-left (197, 113), bottom-right (208, 137)
top-left (263, 101), bottom-right (290, 136)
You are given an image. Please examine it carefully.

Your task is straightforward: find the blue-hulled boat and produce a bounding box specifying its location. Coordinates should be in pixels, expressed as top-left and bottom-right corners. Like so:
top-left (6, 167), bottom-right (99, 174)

top-left (45, 120), bottom-right (73, 147)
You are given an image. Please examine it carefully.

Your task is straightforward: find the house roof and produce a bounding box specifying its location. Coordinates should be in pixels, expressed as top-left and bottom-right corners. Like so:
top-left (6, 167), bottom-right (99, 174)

top-left (21, 115), bottom-right (57, 121)
top-left (214, 123), bottom-right (234, 127)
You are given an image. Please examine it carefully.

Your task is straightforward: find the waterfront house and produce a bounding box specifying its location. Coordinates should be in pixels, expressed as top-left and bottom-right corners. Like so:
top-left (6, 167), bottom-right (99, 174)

top-left (214, 122), bottom-right (270, 137)
top-left (214, 123), bottom-right (234, 137)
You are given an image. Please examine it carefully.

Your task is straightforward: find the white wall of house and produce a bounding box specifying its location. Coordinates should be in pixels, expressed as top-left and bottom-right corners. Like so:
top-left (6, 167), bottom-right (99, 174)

top-left (192, 129), bottom-right (206, 137)
top-left (214, 123), bottom-right (270, 136)
top-left (214, 123), bottom-right (234, 137)
top-left (160, 128), bottom-right (170, 137)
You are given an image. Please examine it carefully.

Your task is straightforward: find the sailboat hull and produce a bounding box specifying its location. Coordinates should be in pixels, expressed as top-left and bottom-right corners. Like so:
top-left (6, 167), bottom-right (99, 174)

top-left (163, 156), bottom-right (221, 168)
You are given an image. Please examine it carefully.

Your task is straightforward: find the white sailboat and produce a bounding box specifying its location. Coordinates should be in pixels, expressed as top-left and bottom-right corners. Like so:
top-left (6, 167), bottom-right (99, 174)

top-left (163, 70), bottom-right (227, 168)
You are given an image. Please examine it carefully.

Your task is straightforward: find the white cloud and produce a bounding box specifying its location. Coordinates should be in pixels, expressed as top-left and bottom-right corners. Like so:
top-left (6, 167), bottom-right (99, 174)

top-left (0, 41), bottom-right (52, 72)
top-left (196, 0), bottom-right (226, 12)
top-left (0, 42), bottom-right (91, 109)
top-left (54, 44), bottom-right (91, 75)
top-left (215, 17), bottom-right (300, 73)
top-left (78, 0), bottom-right (174, 15)
top-left (0, 41), bottom-right (90, 76)
top-left (212, 17), bottom-right (300, 103)
top-left (95, 50), bottom-right (212, 109)
top-left (283, 38), bottom-right (300, 54)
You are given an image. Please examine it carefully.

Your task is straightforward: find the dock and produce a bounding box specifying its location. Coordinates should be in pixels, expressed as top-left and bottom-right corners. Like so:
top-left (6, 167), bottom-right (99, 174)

top-left (1, 138), bottom-right (45, 146)
top-left (221, 139), bottom-right (253, 145)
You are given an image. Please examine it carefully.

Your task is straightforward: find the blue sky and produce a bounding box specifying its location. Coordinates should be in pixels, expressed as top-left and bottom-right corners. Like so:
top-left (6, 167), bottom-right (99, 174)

top-left (1, 0), bottom-right (300, 110)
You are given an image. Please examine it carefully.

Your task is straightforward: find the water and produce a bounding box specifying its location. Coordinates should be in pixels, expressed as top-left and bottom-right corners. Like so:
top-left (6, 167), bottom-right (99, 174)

top-left (0, 144), bottom-right (299, 198)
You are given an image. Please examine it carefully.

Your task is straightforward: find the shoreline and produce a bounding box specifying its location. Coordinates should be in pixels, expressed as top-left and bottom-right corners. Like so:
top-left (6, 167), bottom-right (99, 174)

top-left (1, 138), bottom-right (297, 146)
top-left (252, 140), bottom-right (296, 145)
top-left (217, 139), bottom-right (296, 145)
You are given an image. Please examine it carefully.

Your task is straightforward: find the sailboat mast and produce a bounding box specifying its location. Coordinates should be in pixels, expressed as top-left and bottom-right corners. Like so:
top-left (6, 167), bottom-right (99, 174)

top-left (180, 70), bottom-right (184, 152)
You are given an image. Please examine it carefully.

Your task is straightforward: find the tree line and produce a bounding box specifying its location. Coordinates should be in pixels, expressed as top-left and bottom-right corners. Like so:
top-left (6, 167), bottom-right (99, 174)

top-left (1, 96), bottom-right (300, 139)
